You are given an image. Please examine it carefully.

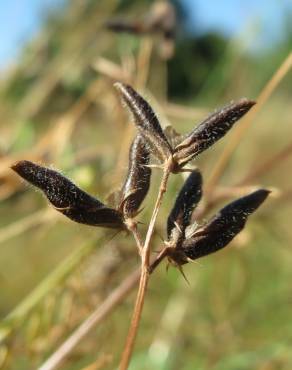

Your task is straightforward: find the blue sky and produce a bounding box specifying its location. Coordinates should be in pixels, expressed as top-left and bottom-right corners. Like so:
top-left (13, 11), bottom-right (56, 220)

top-left (0, 0), bottom-right (291, 70)
top-left (183, 0), bottom-right (291, 48)
top-left (0, 0), bottom-right (62, 69)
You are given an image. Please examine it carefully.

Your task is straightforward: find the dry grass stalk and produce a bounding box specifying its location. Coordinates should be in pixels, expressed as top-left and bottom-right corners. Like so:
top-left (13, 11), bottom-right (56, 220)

top-left (238, 141), bottom-right (292, 186)
top-left (206, 52), bottom-right (292, 193)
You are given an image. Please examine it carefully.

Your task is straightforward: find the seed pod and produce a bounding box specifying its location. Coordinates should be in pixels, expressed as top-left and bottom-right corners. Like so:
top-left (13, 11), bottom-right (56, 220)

top-left (182, 189), bottom-right (270, 260)
top-left (120, 135), bottom-right (151, 218)
top-left (105, 2), bottom-right (176, 38)
top-left (105, 19), bottom-right (145, 35)
top-left (11, 160), bottom-right (124, 229)
top-left (114, 82), bottom-right (172, 162)
top-left (167, 170), bottom-right (202, 240)
top-left (174, 99), bottom-right (256, 167)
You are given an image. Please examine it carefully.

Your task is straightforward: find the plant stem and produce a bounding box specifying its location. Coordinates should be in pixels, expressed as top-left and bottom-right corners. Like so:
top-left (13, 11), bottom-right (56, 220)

top-left (148, 247), bottom-right (170, 273)
top-left (126, 220), bottom-right (144, 255)
top-left (119, 158), bottom-right (172, 370)
top-left (118, 267), bottom-right (148, 370)
top-left (143, 159), bottom-right (171, 266)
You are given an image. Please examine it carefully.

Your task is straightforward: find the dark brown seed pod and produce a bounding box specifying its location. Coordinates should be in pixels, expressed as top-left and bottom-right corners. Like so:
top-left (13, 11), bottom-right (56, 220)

top-left (167, 170), bottom-right (202, 240)
top-left (174, 99), bottom-right (256, 167)
top-left (11, 160), bottom-right (124, 229)
top-left (105, 19), bottom-right (145, 35)
top-left (114, 82), bottom-right (172, 162)
top-left (182, 189), bottom-right (270, 261)
top-left (120, 135), bottom-right (151, 218)
top-left (105, 2), bottom-right (176, 38)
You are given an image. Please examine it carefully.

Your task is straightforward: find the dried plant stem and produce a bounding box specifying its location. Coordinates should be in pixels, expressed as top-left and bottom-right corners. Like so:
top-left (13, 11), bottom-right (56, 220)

top-left (143, 157), bottom-right (172, 265)
top-left (135, 37), bottom-right (153, 90)
top-left (206, 52), bottom-right (292, 193)
top-left (126, 220), bottom-right (144, 255)
top-left (148, 247), bottom-right (170, 273)
top-left (119, 158), bottom-right (172, 370)
top-left (119, 268), bottom-right (149, 370)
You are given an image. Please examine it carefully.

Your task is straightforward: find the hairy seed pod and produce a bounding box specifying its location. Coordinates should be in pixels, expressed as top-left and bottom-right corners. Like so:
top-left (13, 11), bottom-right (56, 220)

top-left (105, 19), bottom-right (145, 35)
top-left (174, 99), bottom-right (256, 167)
top-left (114, 82), bottom-right (172, 162)
top-left (182, 189), bottom-right (270, 261)
top-left (11, 161), bottom-right (124, 229)
top-left (105, 2), bottom-right (176, 38)
top-left (167, 170), bottom-right (202, 240)
top-left (120, 135), bottom-right (151, 218)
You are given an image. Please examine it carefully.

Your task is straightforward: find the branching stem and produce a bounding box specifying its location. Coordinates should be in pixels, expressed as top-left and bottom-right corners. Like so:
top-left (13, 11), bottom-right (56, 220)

top-left (119, 157), bottom-right (172, 370)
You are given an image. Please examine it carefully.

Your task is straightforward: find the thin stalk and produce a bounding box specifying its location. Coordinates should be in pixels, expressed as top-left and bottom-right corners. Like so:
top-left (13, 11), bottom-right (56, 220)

top-left (238, 141), bottom-right (292, 186)
top-left (143, 157), bottom-right (173, 266)
top-left (148, 247), bottom-right (170, 274)
top-left (125, 220), bottom-right (144, 255)
top-left (206, 52), bottom-right (292, 193)
top-left (119, 157), bottom-right (172, 370)
top-left (119, 268), bottom-right (148, 370)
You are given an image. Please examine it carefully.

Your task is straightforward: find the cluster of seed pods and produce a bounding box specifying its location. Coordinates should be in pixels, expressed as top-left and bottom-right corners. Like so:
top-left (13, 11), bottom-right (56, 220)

top-left (12, 82), bottom-right (270, 270)
top-left (165, 170), bottom-right (270, 267)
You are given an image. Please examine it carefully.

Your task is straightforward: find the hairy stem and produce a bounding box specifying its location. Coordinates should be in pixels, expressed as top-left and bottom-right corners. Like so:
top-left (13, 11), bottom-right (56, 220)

top-left (126, 220), bottom-right (144, 255)
top-left (118, 268), bottom-right (149, 370)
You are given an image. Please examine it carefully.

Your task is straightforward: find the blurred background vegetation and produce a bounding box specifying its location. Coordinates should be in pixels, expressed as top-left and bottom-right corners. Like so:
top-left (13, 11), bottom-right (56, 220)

top-left (0, 0), bottom-right (292, 369)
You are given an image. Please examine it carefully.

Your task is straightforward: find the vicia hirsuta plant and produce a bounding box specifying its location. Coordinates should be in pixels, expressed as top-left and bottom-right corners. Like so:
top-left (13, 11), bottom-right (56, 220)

top-left (11, 82), bottom-right (269, 370)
